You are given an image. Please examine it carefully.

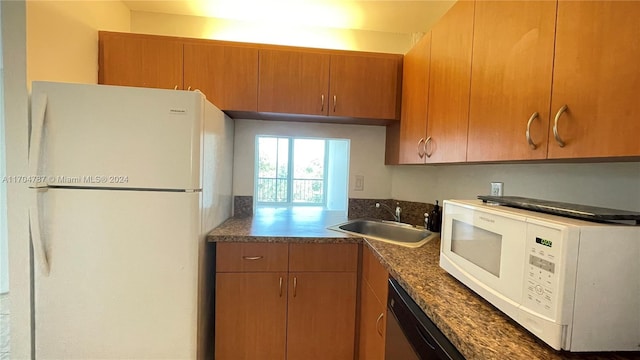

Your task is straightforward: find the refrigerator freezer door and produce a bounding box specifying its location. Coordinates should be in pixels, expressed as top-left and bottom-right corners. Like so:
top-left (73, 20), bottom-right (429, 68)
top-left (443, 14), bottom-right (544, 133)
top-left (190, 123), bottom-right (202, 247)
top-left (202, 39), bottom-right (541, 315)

top-left (32, 188), bottom-right (201, 359)
top-left (31, 82), bottom-right (204, 190)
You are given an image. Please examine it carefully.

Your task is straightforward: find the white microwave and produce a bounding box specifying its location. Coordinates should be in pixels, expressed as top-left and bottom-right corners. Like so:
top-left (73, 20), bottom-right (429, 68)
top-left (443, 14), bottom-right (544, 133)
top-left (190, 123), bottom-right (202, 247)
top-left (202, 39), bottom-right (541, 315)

top-left (439, 200), bottom-right (640, 352)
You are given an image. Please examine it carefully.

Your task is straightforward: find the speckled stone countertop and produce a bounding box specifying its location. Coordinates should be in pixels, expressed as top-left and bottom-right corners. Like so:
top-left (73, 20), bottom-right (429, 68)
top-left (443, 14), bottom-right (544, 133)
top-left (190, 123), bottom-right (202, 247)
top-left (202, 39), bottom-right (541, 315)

top-left (208, 212), bottom-right (640, 360)
top-left (365, 237), bottom-right (640, 360)
top-left (207, 207), bottom-right (358, 243)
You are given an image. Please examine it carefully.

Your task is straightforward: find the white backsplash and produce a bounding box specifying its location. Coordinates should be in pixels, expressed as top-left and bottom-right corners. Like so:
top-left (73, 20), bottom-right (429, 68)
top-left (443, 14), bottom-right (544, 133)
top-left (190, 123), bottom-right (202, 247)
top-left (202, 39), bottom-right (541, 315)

top-left (391, 162), bottom-right (640, 212)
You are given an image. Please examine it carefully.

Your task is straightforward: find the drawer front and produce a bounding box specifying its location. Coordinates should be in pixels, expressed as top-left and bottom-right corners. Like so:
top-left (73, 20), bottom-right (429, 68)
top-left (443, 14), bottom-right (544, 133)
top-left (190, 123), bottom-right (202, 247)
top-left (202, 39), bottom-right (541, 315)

top-left (289, 243), bottom-right (358, 272)
top-left (362, 246), bottom-right (389, 305)
top-left (216, 243), bottom-right (289, 272)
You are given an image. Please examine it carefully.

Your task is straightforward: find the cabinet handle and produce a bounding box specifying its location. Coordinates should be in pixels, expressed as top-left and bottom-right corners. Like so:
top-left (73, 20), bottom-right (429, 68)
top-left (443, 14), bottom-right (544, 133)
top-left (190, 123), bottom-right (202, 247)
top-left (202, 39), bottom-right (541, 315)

top-left (321, 94), bottom-right (325, 112)
top-left (242, 256), bottom-right (263, 260)
top-left (293, 277), bottom-right (297, 297)
top-left (375, 312), bottom-right (384, 336)
top-left (417, 138), bottom-right (425, 158)
top-left (553, 105), bottom-right (568, 148)
top-left (425, 136), bottom-right (433, 158)
top-left (526, 112), bottom-right (539, 150)
top-left (333, 95), bottom-right (337, 112)
top-left (187, 86), bottom-right (192, 91)
top-left (279, 276), bottom-right (283, 297)
top-left (173, 85), bottom-right (178, 90)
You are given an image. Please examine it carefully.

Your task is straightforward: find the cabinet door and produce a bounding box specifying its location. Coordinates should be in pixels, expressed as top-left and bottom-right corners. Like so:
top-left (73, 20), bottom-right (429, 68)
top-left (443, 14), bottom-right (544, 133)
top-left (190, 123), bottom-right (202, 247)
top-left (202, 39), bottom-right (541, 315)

top-left (397, 33), bottom-right (431, 164)
top-left (99, 32), bottom-right (183, 90)
top-left (548, 1), bottom-right (640, 159)
top-left (466, 1), bottom-right (556, 161)
top-left (287, 272), bottom-right (357, 360)
top-left (215, 273), bottom-right (287, 360)
top-left (329, 54), bottom-right (401, 120)
top-left (184, 43), bottom-right (258, 111)
top-left (425, 1), bottom-right (474, 163)
top-left (358, 281), bottom-right (386, 360)
top-left (258, 49), bottom-right (330, 115)
top-left (359, 247), bottom-right (389, 360)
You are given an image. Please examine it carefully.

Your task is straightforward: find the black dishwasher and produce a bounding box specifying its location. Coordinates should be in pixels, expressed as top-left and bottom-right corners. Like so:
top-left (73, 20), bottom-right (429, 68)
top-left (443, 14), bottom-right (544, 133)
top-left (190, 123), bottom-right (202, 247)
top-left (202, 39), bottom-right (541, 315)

top-left (385, 278), bottom-right (465, 360)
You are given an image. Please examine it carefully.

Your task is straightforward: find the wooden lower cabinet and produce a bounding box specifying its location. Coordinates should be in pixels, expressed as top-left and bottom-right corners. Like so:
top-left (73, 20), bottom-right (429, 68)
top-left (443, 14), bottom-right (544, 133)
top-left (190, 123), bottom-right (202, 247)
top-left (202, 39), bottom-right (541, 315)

top-left (358, 281), bottom-right (386, 360)
top-left (215, 272), bottom-right (288, 360)
top-left (358, 246), bottom-right (389, 360)
top-left (215, 243), bottom-right (358, 360)
top-left (287, 272), bottom-right (357, 360)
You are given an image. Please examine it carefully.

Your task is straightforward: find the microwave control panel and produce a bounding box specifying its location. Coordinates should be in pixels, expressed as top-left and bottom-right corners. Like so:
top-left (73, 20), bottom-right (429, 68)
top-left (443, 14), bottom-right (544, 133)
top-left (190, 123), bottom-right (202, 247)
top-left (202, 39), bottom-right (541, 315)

top-left (523, 223), bottom-right (562, 320)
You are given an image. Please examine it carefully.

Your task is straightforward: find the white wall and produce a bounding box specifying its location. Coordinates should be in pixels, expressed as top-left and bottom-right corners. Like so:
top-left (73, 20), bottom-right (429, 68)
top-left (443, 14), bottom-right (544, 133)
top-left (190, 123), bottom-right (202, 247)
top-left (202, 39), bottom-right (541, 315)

top-left (233, 119), bottom-right (391, 200)
top-left (26, 0), bottom-right (130, 86)
top-left (131, 11), bottom-right (412, 54)
top-left (2, 0), bottom-right (30, 357)
top-left (0, 10), bottom-right (6, 295)
top-left (326, 140), bottom-right (349, 211)
top-left (391, 162), bottom-right (640, 212)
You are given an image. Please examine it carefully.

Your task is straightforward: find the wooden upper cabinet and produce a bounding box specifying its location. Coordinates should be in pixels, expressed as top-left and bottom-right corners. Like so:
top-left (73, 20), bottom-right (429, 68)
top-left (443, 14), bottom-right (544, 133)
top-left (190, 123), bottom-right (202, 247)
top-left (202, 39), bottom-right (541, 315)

top-left (329, 54), bottom-right (401, 120)
top-left (258, 49), bottom-right (330, 116)
top-left (425, 0), bottom-right (475, 163)
top-left (397, 33), bottom-right (431, 164)
top-left (466, 1), bottom-right (557, 162)
top-left (548, 1), bottom-right (640, 159)
top-left (183, 43), bottom-right (258, 111)
top-left (99, 32), bottom-right (183, 90)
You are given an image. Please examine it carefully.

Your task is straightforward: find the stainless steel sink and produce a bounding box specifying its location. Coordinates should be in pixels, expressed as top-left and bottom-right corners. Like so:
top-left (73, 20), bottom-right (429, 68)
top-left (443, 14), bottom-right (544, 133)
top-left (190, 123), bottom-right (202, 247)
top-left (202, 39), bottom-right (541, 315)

top-left (328, 219), bottom-right (437, 248)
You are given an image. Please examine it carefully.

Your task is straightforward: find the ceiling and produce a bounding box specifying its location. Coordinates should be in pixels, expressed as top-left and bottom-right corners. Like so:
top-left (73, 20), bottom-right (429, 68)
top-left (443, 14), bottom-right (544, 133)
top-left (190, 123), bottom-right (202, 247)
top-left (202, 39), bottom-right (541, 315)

top-left (122, 0), bottom-right (456, 34)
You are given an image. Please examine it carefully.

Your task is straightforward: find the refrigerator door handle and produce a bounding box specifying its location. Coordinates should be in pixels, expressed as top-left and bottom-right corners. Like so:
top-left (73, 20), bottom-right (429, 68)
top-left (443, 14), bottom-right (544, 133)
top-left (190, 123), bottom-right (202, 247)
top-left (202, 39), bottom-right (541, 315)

top-left (29, 188), bottom-right (50, 276)
top-left (29, 93), bottom-right (48, 185)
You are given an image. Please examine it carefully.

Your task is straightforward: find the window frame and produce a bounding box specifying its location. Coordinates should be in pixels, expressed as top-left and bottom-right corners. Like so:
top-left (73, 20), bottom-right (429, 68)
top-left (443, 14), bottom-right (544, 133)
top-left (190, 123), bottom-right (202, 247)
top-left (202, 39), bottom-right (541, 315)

top-left (254, 135), bottom-right (329, 207)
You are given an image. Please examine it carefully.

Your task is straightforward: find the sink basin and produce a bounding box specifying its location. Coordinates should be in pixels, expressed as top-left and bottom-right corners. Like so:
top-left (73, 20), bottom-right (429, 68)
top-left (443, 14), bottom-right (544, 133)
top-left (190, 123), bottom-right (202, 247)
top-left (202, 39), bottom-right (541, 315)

top-left (328, 219), bottom-right (437, 248)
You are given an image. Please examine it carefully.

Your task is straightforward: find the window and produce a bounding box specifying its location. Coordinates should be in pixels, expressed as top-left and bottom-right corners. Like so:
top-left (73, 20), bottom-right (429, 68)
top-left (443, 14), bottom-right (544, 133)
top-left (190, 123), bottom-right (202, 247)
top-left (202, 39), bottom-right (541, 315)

top-left (255, 136), bottom-right (349, 210)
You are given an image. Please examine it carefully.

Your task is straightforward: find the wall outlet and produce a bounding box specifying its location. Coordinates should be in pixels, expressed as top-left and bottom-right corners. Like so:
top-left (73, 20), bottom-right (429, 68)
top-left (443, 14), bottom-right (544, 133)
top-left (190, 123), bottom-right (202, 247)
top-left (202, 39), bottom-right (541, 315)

top-left (354, 175), bottom-right (364, 191)
top-left (490, 182), bottom-right (504, 196)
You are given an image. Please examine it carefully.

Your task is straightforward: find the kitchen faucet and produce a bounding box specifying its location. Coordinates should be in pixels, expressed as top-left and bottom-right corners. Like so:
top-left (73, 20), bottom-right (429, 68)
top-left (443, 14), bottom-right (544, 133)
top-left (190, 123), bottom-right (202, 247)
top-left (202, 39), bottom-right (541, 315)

top-left (376, 202), bottom-right (401, 222)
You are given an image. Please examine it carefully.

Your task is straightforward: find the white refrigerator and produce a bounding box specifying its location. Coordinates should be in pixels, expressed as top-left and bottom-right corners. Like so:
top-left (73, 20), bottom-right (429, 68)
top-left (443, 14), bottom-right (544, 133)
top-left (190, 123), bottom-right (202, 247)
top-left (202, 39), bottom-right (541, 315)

top-left (28, 81), bottom-right (234, 359)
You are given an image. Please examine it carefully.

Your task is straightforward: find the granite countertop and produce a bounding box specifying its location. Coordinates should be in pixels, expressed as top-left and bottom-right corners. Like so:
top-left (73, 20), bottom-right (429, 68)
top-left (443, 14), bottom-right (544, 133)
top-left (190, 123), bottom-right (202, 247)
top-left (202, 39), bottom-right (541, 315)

top-left (207, 207), bottom-right (358, 243)
top-left (207, 212), bottom-right (640, 360)
top-left (365, 237), bottom-right (640, 360)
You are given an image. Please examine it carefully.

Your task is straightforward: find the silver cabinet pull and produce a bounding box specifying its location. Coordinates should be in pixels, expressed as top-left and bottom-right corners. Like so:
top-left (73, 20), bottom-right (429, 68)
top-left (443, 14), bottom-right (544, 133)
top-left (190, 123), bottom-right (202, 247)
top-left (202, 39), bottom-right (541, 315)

top-left (293, 277), bottom-right (297, 297)
top-left (279, 276), bottom-right (283, 297)
top-left (333, 95), bottom-right (337, 112)
top-left (375, 312), bottom-right (384, 336)
top-left (526, 112), bottom-right (539, 150)
top-left (417, 138), bottom-right (425, 158)
top-left (321, 94), bottom-right (325, 112)
top-left (173, 85), bottom-right (178, 90)
top-left (187, 86), bottom-right (192, 91)
top-left (553, 105), bottom-right (568, 147)
top-left (242, 256), bottom-right (263, 260)
top-left (425, 136), bottom-right (433, 158)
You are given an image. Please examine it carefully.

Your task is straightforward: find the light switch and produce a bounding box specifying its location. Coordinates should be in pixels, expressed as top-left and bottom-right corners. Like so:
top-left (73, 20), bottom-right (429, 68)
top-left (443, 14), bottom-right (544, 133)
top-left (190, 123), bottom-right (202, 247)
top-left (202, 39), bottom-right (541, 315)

top-left (354, 175), bottom-right (364, 191)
